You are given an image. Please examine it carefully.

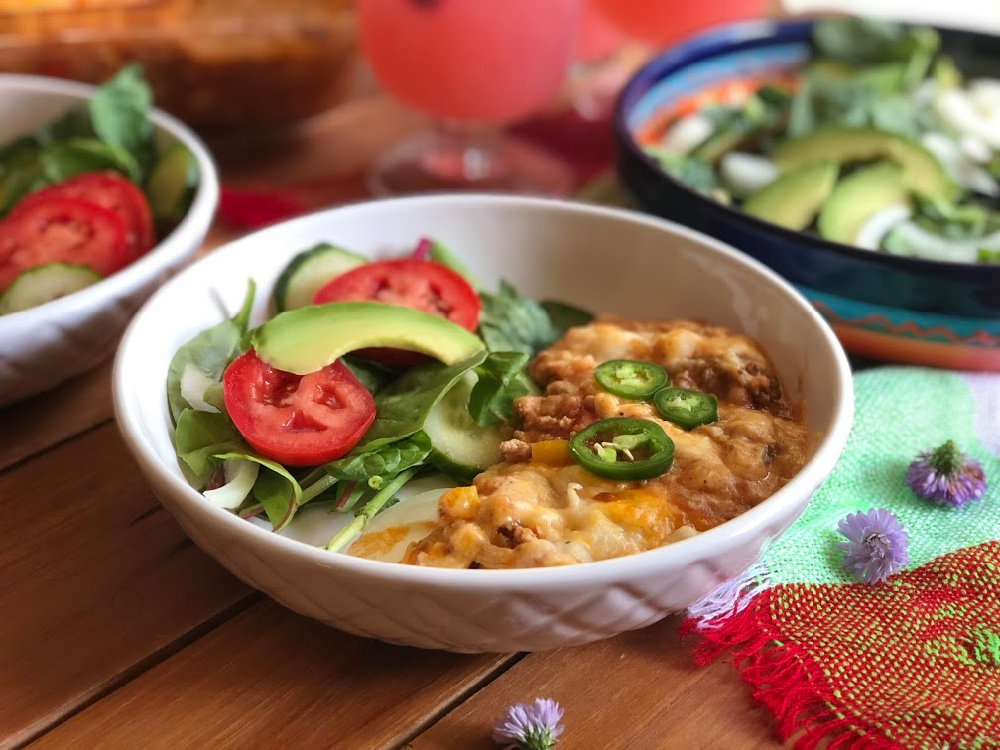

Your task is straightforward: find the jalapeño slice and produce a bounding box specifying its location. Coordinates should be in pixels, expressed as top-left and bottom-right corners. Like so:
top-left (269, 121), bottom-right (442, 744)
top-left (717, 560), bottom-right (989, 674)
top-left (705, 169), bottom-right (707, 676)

top-left (569, 417), bottom-right (675, 480)
top-left (654, 387), bottom-right (718, 430)
top-left (594, 359), bottom-right (668, 400)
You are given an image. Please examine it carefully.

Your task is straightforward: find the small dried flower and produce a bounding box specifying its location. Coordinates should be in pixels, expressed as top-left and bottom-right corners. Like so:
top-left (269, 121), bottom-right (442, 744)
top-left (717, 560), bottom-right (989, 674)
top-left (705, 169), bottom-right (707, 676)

top-left (492, 698), bottom-right (564, 750)
top-left (905, 440), bottom-right (987, 508)
top-left (837, 508), bottom-right (910, 583)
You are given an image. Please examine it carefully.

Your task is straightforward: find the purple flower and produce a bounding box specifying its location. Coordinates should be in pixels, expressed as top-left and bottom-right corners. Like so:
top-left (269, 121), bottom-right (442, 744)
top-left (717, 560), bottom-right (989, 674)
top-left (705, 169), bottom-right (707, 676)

top-left (905, 440), bottom-right (987, 508)
top-left (837, 508), bottom-right (910, 584)
top-left (492, 698), bottom-right (564, 750)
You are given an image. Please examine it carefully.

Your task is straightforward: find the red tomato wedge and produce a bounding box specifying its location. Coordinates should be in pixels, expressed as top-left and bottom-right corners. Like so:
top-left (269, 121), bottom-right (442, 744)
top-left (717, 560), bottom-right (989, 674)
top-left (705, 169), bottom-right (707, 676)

top-left (222, 350), bottom-right (376, 467)
top-left (0, 197), bottom-right (129, 292)
top-left (313, 258), bottom-right (481, 367)
top-left (14, 172), bottom-right (155, 258)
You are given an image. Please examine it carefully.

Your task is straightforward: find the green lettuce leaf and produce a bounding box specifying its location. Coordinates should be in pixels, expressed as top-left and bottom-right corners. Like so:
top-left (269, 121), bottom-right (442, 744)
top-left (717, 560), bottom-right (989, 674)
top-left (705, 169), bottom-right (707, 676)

top-left (325, 431), bottom-right (432, 487)
top-left (166, 281), bottom-right (255, 423)
top-left (352, 350), bottom-right (487, 453)
top-left (467, 351), bottom-right (531, 427)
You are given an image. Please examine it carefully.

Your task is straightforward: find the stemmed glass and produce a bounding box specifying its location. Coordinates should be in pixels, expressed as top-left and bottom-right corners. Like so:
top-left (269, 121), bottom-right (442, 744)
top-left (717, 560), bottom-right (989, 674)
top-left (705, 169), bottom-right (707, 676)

top-left (588, 0), bottom-right (765, 48)
top-left (357, 0), bottom-right (583, 196)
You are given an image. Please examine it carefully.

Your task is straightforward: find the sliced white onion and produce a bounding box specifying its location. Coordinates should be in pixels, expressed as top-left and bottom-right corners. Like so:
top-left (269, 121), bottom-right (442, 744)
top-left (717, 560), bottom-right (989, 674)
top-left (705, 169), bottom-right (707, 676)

top-left (913, 79), bottom-right (938, 108)
top-left (348, 488), bottom-right (443, 563)
top-left (934, 89), bottom-right (1000, 149)
top-left (855, 203), bottom-right (912, 250)
top-left (960, 135), bottom-right (993, 164)
top-left (964, 167), bottom-right (1000, 197)
top-left (180, 363), bottom-right (221, 413)
top-left (921, 132), bottom-right (1000, 197)
top-left (203, 459), bottom-right (259, 510)
top-left (887, 222), bottom-right (1000, 263)
top-left (968, 78), bottom-right (1000, 113)
top-left (719, 152), bottom-right (779, 197)
top-left (658, 113), bottom-right (715, 155)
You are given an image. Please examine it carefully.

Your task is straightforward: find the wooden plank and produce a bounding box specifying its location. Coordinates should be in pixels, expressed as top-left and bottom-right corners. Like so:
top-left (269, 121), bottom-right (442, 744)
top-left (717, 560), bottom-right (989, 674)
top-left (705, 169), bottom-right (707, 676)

top-left (409, 616), bottom-right (783, 750)
top-left (0, 423), bottom-right (251, 749)
top-left (0, 360), bottom-right (114, 472)
top-left (31, 600), bottom-right (517, 750)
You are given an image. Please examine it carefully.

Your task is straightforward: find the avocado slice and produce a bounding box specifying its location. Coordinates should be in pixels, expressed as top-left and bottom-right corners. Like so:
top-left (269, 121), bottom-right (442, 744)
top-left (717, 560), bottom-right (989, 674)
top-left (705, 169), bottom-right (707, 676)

top-left (771, 127), bottom-right (955, 201)
top-left (742, 160), bottom-right (839, 231)
top-left (818, 162), bottom-right (910, 245)
top-left (251, 302), bottom-right (486, 375)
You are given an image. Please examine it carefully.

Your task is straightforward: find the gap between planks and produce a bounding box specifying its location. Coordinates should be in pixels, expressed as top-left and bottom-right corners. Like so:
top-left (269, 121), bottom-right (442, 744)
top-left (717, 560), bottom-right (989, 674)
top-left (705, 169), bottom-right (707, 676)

top-left (9, 594), bottom-right (264, 750)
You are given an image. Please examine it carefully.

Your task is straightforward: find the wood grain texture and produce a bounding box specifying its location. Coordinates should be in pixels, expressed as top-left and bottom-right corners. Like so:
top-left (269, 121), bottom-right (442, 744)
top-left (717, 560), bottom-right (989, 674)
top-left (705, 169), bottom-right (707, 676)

top-left (0, 423), bottom-right (251, 749)
top-left (410, 616), bottom-right (784, 750)
top-left (0, 360), bottom-right (113, 472)
top-left (31, 600), bottom-right (517, 750)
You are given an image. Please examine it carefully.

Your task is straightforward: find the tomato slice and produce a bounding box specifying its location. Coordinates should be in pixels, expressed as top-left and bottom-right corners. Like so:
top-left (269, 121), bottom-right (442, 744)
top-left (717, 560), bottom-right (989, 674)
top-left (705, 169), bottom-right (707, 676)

top-left (0, 197), bottom-right (129, 292)
top-left (14, 172), bottom-right (155, 258)
top-left (222, 350), bottom-right (376, 467)
top-left (313, 258), bottom-right (481, 367)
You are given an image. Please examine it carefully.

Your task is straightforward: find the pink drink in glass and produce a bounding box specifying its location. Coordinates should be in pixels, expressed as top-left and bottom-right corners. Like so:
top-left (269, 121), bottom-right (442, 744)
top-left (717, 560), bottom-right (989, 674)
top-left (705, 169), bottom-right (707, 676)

top-left (589, 0), bottom-right (765, 47)
top-left (358, 0), bottom-right (580, 123)
top-left (576, 2), bottom-right (625, 63)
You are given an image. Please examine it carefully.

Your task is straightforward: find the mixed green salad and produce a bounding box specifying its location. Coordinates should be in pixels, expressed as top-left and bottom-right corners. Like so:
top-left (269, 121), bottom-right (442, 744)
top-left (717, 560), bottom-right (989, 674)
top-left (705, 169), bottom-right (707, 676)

top-left (166, 239), bottom-right (594, 553)
top-left (640, 18), bottom-right (1000, 264)
top-left (0, 65), bottom-right (199, 314)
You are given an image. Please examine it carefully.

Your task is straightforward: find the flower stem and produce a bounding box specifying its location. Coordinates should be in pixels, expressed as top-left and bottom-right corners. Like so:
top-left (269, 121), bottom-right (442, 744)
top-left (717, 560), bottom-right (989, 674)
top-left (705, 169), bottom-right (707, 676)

top-left (326, 469), bottom-right (417, 553)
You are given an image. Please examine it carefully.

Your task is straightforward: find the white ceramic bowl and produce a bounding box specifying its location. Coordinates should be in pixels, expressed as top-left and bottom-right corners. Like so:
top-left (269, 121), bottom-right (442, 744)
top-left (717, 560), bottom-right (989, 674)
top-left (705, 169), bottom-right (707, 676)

top-left (114, 195), bottom-right (853, 653)
top-left (0, 74), bottom-right (219, 407)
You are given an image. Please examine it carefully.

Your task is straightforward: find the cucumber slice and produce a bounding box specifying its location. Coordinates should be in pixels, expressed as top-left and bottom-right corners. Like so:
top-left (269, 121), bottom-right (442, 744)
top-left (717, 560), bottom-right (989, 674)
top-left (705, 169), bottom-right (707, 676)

top-left (146, 143), bottom-right (199, 222)
top-left (273, 243), bottom-right (366, 312)
top-left (427, 241), bottom-right (479, 291)
top-left (0, 263), bottom-right (101, 314)
top-left (424, 371), bottom-right (512, 482)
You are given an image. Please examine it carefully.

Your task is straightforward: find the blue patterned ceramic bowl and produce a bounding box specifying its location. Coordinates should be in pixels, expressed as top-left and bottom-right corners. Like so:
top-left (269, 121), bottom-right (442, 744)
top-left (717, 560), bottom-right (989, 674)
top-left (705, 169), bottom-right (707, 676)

top-left (614, 20), bottom-right (1000, 371)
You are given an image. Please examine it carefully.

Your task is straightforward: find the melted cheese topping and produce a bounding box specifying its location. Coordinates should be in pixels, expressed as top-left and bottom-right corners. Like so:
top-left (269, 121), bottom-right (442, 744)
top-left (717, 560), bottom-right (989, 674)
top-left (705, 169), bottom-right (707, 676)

top-left (391, 317), bottom-right (808, 569)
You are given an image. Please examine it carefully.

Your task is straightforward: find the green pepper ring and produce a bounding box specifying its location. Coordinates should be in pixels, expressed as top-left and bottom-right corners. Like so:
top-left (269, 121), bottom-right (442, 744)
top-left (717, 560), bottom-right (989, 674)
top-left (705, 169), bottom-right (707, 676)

top-left (568, 417), bottom-right (675, 480)
top-left (594, 359), bottom-right (668, 400)
top-left (654, 387), bottom-right (718, 430)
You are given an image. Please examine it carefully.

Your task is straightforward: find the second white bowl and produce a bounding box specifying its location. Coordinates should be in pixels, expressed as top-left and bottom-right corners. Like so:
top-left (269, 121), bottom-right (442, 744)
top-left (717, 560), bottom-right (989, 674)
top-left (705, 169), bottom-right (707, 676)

top-left (0, 74), bottom-right (219, 407)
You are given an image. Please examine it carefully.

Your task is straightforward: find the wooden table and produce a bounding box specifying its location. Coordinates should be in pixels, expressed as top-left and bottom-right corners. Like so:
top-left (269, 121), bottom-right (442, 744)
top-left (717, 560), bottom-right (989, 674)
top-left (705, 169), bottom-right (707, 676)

top-left (0, 94), bottom-right (784, 750)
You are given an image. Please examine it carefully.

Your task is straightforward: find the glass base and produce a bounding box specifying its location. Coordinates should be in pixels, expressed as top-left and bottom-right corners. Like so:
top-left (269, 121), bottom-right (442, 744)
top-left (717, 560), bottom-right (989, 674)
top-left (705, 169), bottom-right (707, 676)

top-left (366, 130), bottom-right (574, 197)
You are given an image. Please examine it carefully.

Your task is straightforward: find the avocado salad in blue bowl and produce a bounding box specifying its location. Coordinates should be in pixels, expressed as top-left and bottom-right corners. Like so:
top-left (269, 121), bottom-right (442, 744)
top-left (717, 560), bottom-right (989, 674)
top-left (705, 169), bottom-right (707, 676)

top-left (615, 17), bottom-right (1000, 370)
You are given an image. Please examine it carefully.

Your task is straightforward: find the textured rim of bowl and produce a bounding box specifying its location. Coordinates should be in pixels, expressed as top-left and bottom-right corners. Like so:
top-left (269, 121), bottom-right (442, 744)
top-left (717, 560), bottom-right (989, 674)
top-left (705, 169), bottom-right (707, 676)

top-left (612, 18), bottom-right (1000, 284)
top-left (0, 74), bottom-right (220, 324)
top-left (114, 194), bottom-right (854, 589)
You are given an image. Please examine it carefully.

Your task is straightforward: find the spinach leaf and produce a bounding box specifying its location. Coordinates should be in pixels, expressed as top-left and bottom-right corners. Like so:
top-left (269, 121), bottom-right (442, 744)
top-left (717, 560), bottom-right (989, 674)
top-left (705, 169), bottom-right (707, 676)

top-left (214, 451), bottom-right (303, 531)
top-left (39, 138), bottom-right (141, 183)
top-left (812, 18), bottom-right (939, 66)
top-left (343, 356), bottom-right (396, 396)
top-left (0, 151), bottom-right (46, 214)
top-left (0, 135), bottom-right (40, 166)
top-left (788, 69), bottom-right (933, 139)
top-left (478, 281), bottom-right (559, 357)
top-left (646, 150), bottom-right (716, 194)
top-left (87, 64), bottom-right (154, 169)
top-left (326, 431), bottom-right (432, 486)
top-left (540, 300), bottom-right (594, 337)
top-left (913, 195), bottom-right (998, 240)
top-left (173, 409), bottom-right (244, 484)
top-left (22, 65), bottom-right (155, 181)
top-left (353, 350), bottom-right (487, 453)
top-left (166, 281), bottom-right (255, 423)
top-left (467, 352), bottom-right (531, 427)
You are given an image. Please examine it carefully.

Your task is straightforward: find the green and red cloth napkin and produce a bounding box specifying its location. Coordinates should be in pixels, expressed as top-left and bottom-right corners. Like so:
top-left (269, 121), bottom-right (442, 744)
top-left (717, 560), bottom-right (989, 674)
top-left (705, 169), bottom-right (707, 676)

top-left (685, 367), bottom-right (1000, 749)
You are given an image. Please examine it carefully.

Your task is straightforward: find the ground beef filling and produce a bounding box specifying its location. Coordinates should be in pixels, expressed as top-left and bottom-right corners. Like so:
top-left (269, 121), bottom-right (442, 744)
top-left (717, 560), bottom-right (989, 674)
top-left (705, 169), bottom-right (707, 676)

top-left (402, 317), bottom-right (809, 569)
